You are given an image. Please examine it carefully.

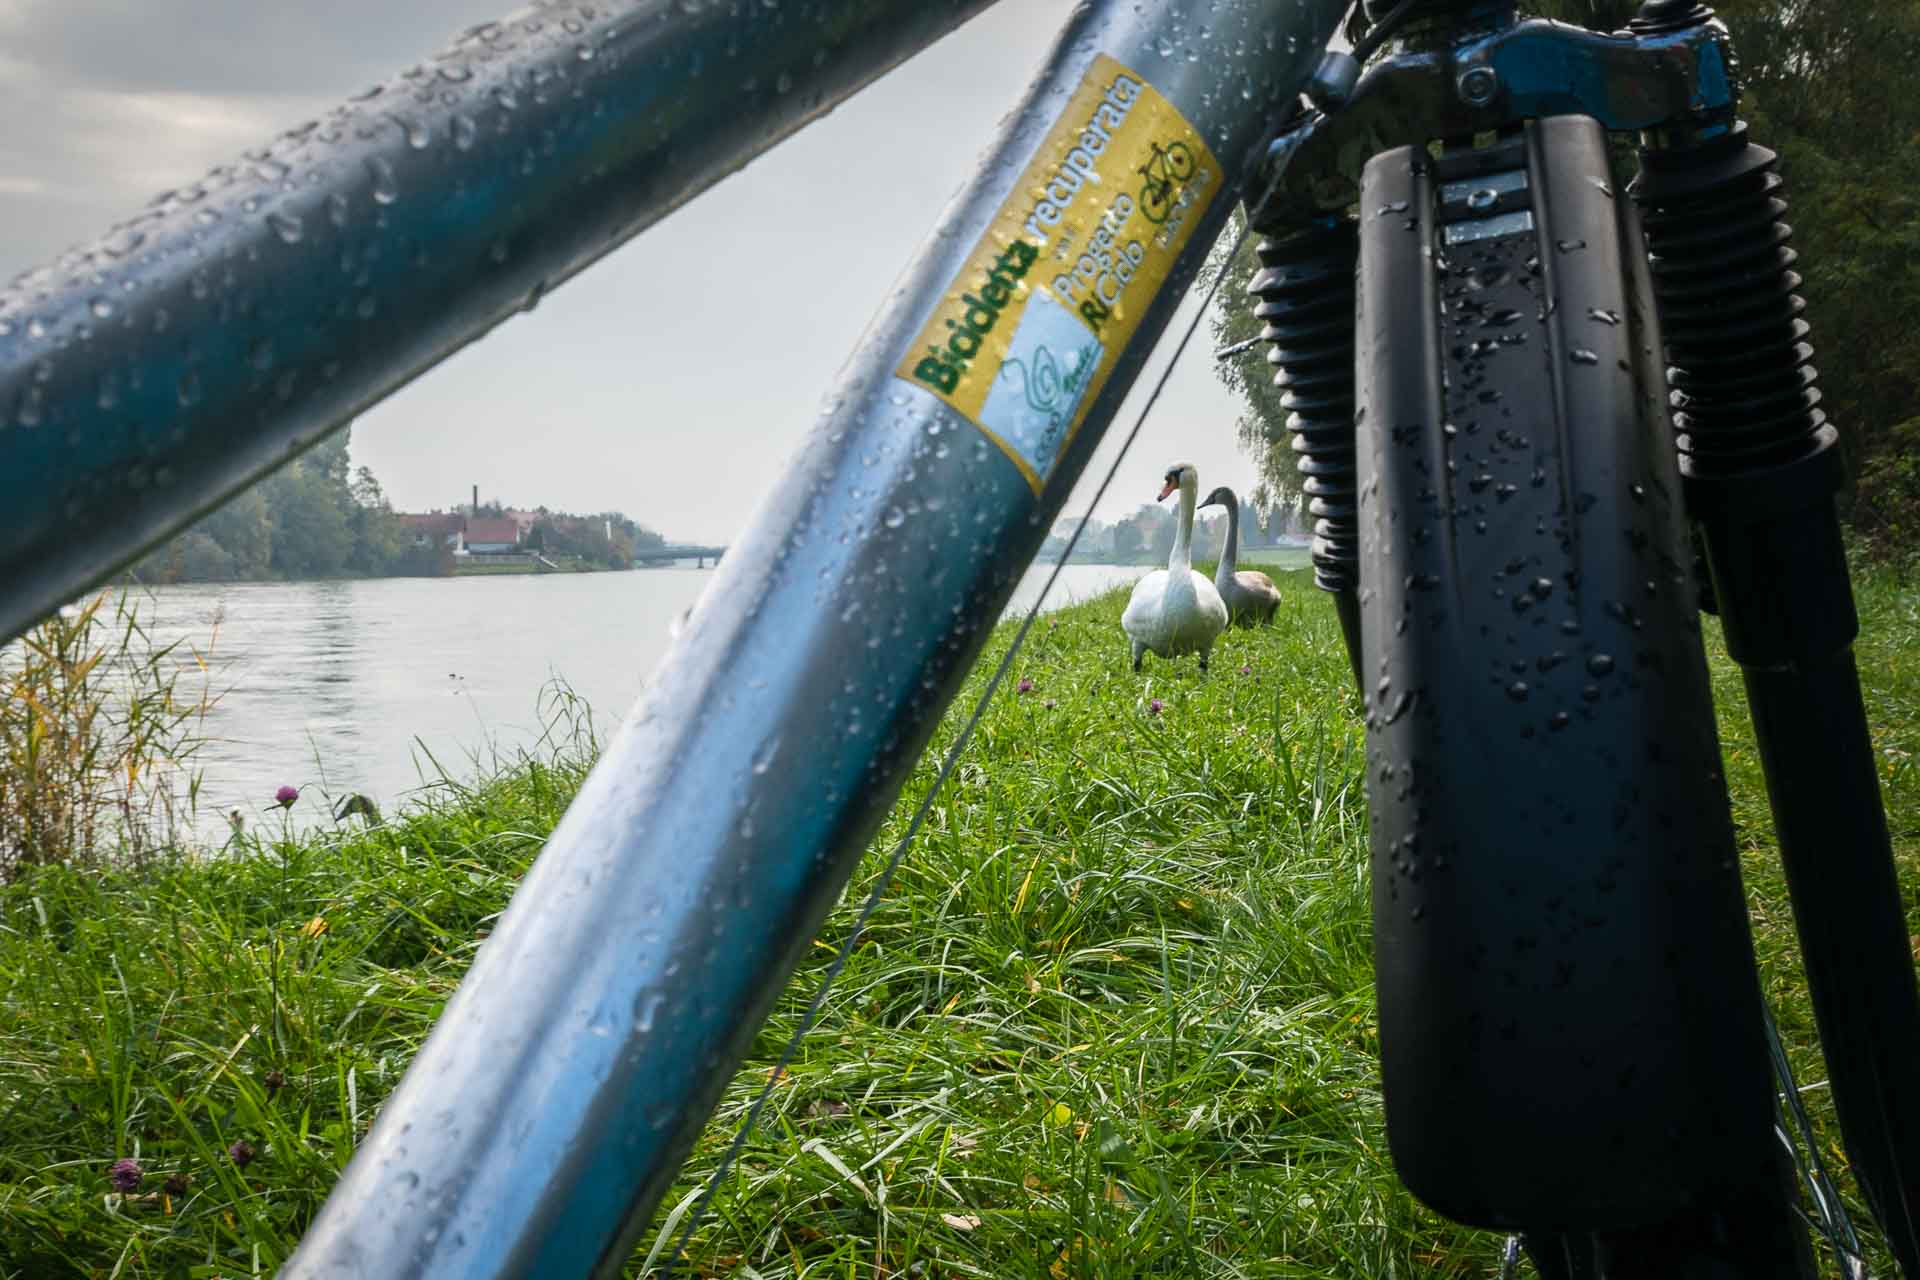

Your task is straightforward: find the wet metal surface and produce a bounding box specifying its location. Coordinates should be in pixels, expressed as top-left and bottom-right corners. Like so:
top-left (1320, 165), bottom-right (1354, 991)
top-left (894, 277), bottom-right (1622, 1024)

top-left (284, 0), bottom-right (1345, 1274)
top-left (0, 0), bottom-right (1006, 644)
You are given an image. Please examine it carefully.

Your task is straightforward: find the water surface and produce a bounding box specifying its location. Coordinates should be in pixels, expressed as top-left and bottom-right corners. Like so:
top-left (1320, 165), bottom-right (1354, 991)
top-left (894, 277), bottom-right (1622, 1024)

top-left (135, 561), bottom-right (1190, 837)
top-left (132, 551), bottom-right (1308, 840)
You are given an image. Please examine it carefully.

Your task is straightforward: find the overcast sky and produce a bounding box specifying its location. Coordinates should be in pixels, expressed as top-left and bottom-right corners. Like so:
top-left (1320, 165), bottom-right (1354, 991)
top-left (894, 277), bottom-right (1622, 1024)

top-left (0, 1), bottom-right (1275, 545)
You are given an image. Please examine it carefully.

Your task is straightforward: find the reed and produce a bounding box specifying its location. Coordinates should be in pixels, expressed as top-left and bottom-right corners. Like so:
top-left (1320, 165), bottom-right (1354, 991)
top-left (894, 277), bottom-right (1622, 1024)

top-left (0, 591), bottom-right (215, 882)
top-left (0, 564), bottom-right (1911, 1276)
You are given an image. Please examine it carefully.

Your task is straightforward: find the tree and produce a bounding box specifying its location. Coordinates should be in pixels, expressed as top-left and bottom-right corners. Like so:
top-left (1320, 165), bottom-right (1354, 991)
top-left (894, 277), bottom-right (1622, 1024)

top-left (1194, 513), bottom-right (1226, 560)
top-left (175, 532), bottom-right (235, 580)
top-left (1717, 0), bottom-right (1920, 548)
top-left (200, 489), bottom-right (273, 578)
top-left (1208, 2), bottom-right (1920, 550)
top-left (118, 426), bottom-right (676, 582)
top-left (262, 464), bottom-right (351, 578)
top-left (347, 466), bottom-right (407, 575)
top-left (247, 429), bottom-right (356, 578)
top-left (1206, 210), bottom-right (1302, 518)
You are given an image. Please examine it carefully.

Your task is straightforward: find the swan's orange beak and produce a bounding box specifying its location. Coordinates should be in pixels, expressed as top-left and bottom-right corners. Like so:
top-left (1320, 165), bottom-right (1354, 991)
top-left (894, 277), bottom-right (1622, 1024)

top-left (1157, 478), bottom-right (1178, 501)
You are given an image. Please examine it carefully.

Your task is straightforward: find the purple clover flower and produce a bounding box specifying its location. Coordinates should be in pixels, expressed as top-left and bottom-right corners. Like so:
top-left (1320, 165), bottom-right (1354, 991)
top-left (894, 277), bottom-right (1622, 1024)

top-left (1239, 664), bottom-right (1252, 676)
top-left (1016, 678), bottom-right (1034, 695)
top-left (274, 785), bottom-right (299, 809)
top-left (108, 1157), bottom-right (142, 1194)
top-left (1148, 699), bottom-right (1164, 715)
top-left (228, 1139), bottom-right (256, 1167)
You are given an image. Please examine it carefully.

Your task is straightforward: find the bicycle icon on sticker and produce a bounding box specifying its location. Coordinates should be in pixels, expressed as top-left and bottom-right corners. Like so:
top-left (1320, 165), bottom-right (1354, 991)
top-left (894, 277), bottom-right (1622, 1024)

top-left (1137, 139), bottom-right (1195, 224)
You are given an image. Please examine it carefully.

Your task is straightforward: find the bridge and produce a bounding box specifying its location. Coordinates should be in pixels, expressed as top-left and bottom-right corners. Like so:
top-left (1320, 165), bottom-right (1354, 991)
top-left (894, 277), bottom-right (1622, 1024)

top-left (634, 543), bottom-right (727, 568)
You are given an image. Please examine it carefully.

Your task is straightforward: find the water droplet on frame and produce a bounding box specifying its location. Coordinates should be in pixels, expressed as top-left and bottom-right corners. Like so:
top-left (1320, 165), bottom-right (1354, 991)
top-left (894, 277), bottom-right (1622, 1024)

top-left (267, 210), bottom-right (304, 244)
top-left (395, 115), bottom-right (431, 149)
top-left (366, 156), bottom-right (400, 204)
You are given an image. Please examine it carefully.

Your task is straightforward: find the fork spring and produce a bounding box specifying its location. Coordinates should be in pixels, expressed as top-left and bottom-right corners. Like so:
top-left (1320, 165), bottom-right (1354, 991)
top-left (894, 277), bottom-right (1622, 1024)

top-left (1633, 122), bottom-right (1828, 479)
top-left (1246, 215), bottom-right (1360, 593)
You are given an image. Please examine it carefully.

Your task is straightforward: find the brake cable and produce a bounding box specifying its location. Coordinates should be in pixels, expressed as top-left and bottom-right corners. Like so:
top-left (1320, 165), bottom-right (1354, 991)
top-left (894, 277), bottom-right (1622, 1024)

top-left (656, 210), bottom-right (1265, 1280)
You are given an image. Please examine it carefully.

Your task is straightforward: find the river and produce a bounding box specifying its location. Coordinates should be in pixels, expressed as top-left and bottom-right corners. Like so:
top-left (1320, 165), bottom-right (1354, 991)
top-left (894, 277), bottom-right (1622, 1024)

top-left (124, 559), bottom-right (1320, 840)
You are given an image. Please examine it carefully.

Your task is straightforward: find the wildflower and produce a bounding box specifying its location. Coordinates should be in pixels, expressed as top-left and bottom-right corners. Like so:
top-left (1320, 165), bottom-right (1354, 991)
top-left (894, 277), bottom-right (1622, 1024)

top-left (162, 1171), bottom-right (191, 1197)
top-left (228, 809), bottom-right (245, 834)
top-left (274, 785), bottom-right (299, 809)
top-left (228, 1139), bottom-right (255, 1167)
top-left (108, 1157), bottom-right (142, 1194)
top-left (263, 1069), bottom-right (286, 1096)
top-left (1016, 678), bottom-right (1034, 695)
top-left (1239, 664), bottom-right (1252, 676)
top-left (1148, 699), bottom-right (1164, 715)
top-left (1043, 699), bottom-right (1057, 709)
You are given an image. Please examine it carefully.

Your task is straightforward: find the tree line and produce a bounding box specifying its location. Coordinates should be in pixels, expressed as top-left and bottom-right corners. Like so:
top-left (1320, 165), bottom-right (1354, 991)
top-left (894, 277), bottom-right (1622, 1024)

top-left (127, 428), bottom-right (664, 583)
top-left (1037, 497), bottom-right (1305, 564)
top-left (1210, 0), bottom-right (1920, 552)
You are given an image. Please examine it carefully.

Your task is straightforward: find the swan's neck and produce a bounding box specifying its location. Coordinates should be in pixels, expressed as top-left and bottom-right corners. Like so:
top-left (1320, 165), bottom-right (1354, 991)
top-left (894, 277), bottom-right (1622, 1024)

top-left (1217, 499), bottom-right (1241, 579)
top-left (1169, 484), bottom-right (1196, 572)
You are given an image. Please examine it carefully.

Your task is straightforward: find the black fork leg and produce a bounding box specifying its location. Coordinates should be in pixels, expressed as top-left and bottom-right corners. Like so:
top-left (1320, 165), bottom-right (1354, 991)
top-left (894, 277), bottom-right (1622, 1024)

top-left (1522, 1149), bottom-right (1816, 1279)
top-left (1636, 116), bottom-right (1920, 1272)
top-left (1701, 493), bottom-right (1920, 1272)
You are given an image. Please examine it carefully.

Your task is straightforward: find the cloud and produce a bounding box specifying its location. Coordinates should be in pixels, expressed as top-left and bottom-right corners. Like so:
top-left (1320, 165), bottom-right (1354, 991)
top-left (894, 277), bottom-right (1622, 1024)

top-left (0, 0), bottom-right (490, 97)
top-left (0, 28), bottom-right (327, 261)
top-left (0, 1), bottom-right (1273, 543)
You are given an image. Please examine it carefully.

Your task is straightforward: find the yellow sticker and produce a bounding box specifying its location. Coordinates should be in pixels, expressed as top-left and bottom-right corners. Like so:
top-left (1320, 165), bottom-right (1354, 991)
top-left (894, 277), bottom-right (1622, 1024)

top-left (895, 55), bottom-right (1220, 495)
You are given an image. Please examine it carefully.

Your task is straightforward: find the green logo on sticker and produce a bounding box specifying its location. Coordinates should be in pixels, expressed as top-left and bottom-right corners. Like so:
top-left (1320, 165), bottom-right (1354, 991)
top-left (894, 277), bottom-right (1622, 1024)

top-left (910, 240), bottom-right (1039, 395)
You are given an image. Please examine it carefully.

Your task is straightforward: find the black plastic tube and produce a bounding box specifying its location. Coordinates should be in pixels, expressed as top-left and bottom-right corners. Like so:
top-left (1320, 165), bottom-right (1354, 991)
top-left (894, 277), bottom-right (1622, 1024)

top-left (1700, 486), bottom-right (1920, 1275)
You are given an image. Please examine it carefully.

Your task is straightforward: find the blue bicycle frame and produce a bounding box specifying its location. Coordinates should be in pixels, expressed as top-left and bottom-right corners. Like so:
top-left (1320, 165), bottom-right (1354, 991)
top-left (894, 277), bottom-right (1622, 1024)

top-left (0, 0), bottom-right (1351, 1273)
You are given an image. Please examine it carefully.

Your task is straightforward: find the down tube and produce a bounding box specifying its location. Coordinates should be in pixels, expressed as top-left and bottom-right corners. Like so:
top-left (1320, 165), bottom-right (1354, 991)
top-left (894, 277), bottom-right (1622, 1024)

top-left (0, 0), bottom-right (1006, 646)
top-left (287, 2), bottom-right (1345, 1277)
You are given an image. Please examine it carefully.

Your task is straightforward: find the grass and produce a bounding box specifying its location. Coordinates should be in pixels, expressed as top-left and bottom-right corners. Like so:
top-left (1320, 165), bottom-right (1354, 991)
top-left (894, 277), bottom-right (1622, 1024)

top-left (0, 562), bottom-right (1915, 1277)
top-left (2, 591), bottom-right (214, 882)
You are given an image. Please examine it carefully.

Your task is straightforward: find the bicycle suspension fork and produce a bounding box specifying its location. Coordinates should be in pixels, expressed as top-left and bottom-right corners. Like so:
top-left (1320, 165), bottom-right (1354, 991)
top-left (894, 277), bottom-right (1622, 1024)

top-left (1632, 7), bottom-right (1920, 1269)
top-left (1244, 0), bottom-right (1917, 1270)
top-left (1246, 211), bottom-right (1363, 692)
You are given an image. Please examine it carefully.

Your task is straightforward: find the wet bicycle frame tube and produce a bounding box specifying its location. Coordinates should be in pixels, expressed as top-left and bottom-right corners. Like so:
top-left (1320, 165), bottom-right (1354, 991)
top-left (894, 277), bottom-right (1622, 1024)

top-left (0, 0), bottom-right (1017, 645)
top-left (268, 0), bottom-right (1350, 1276)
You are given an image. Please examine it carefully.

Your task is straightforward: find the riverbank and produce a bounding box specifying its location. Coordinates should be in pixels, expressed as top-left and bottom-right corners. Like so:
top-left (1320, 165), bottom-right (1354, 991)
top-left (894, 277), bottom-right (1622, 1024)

top-left (131, 552), bottom-right (634, 585)
top-left (2, 567), bottom-right (1913, 1276)
top-left (118, 563), bottom-right (1179, 843)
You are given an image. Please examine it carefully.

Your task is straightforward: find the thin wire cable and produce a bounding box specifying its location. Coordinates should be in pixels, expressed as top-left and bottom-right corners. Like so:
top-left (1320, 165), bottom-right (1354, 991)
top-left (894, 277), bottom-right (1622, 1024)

top-left (657, 212), bottom-right (1260, 1278)
top-left (1765, 1003), bottom-right (1869, 1276)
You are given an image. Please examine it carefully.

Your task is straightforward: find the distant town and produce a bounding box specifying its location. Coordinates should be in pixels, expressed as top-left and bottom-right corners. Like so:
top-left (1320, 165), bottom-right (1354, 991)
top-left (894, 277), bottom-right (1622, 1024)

top-left (124, 430), bottom-right (692, 585)
top-left (395, 488), bottom-right (725, 576)
top-left (123, 428), bottom-right (1303, 585)
top-left (1043, 494), bottom-right (1308, 565)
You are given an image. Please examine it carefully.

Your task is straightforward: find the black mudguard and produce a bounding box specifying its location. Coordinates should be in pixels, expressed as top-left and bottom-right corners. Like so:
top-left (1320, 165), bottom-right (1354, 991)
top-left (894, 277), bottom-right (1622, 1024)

top-left (1356, 115), bottom-right (1776, 1229)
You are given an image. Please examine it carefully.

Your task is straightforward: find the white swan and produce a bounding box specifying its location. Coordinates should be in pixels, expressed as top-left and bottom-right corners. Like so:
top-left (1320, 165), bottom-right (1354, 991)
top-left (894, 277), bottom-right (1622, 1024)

top-left (1200, 485), bottom-right (1281, 626)
top-left (1121, 462), bottom-right (1229, 672)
